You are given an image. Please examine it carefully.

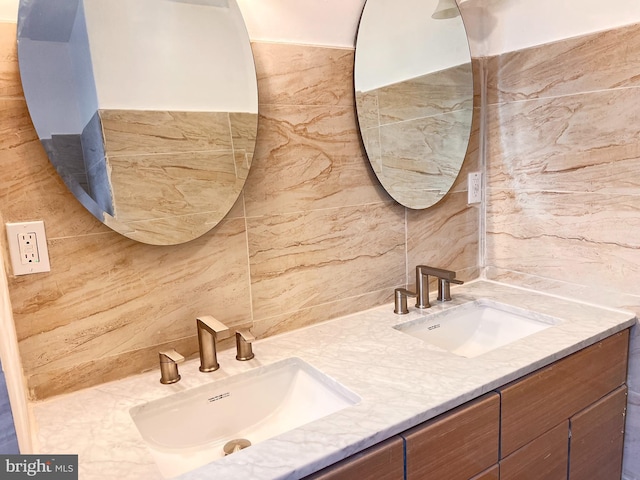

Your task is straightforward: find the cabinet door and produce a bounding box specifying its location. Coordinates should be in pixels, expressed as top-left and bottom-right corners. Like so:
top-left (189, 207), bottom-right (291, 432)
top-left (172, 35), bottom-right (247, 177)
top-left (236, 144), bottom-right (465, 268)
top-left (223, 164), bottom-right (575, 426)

top-left (499, 330), bottom-right (628, 456)
top-left (569, 385), bottom-right (627, 480)
top-left (402, 393), bottom-right (500, 480)
top-left (500, 420), bottom-right (569, 480)
top-left (303, 436), bottom-right (404, 480)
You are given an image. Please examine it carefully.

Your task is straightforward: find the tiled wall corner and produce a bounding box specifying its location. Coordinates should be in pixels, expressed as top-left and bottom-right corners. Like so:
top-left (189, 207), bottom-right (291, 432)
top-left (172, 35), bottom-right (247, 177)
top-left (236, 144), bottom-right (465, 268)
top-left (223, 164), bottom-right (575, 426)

top-left (483, 22), bottom-right (640, 478)
top-left (485, 23), bottom-right (640, 296)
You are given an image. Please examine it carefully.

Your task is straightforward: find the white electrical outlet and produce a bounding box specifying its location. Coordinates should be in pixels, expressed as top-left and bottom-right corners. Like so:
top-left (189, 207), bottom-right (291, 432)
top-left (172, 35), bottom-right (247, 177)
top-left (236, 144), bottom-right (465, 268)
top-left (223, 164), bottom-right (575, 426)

top-left (5, 221), bottom-right (51, 275)
top-left (18, 231), bottom-right (40, 265)
top-left (468, 172), bottom-right (482, 204)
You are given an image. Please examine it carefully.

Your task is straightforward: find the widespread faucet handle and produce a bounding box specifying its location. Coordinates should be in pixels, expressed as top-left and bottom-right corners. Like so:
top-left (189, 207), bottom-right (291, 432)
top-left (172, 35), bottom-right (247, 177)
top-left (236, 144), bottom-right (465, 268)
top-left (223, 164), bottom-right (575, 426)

top-left (159, 348), bottom-right (185, 384)
top-left (437, 277), bottom-right (464, 301)
top-left (236, 328), bottom-right (255, 342)
top-left (235, 329), bottom-right (255, 361)
top-left (159, 348), bottom-right (185, 363)
top-left (394, 288), bottom-right (416, 315)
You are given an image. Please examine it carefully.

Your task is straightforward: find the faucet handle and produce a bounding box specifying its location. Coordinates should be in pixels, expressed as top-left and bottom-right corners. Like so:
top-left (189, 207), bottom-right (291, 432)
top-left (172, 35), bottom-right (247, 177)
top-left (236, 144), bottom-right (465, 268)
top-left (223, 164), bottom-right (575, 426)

top-left (196, 315), bottom-right (231, 339)
top-left (437, 277), bottom-right (464, 302)
top-left (159, 348), bottom-right (185, 364)
top-left (235, 329), bottom-right (255, 361)
top-left (236, 328), bottom-right (255, 342)
top-left (394, 288), bottom-right (416, 315)
top-left (159, 348), bottom-right (184, 384)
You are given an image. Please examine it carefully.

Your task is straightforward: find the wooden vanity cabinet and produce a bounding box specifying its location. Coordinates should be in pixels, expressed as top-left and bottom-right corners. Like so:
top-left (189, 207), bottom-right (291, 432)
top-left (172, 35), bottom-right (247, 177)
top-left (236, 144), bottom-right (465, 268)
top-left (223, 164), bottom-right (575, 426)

top-left (303, 436), bottom-right (404, 480)
top-left (402, 393), bottom-right (500, 480)
top-left (498, 330), bottom-right (629, 457)
top-left (498, 329), bottom-right (629, 479)
top-left (303, 329), bottom-right (630, 480)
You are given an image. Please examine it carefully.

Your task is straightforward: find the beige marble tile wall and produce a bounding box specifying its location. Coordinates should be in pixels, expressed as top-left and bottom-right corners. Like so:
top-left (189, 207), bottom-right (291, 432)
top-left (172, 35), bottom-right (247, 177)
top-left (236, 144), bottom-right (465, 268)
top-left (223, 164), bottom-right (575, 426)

top-left (485, 21), bottom-right (640, 305)
top-left (0, 23), bottom-right (479, 400)
top-left (100, 110), bottom-right (256, 244)
top-left (485, 20), bottom-right (640, 276)
top-left (483, 22), bottom-right (640, 479)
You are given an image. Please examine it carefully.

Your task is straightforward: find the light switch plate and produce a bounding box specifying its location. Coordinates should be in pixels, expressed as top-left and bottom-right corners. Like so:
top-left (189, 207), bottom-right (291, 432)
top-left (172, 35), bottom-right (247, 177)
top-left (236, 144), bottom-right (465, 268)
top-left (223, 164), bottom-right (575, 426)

top-left (5, 221), bottom-right (51, 275)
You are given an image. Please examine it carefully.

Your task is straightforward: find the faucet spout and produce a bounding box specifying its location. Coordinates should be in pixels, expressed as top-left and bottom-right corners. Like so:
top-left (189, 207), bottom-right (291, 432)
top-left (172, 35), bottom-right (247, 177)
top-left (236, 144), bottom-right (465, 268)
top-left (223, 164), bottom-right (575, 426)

top-left (196, 315), bottom-right (231, 372)
top-left (415, 265), bottom-right (464, 308)
top-left (415, 265), bottom-right (432, 309)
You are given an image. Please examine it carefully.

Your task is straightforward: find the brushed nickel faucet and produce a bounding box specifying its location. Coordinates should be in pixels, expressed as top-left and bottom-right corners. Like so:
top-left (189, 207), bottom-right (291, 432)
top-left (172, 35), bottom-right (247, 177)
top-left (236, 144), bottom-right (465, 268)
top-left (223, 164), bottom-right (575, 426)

top-left (235, 329), bottom-right (255, 361)
top-left (393, 265), bottom-right (465, 314)
top-left (415, 265), bottom-right (464, 308)
top-left (159, 348), bottom-right (185, 384)
top-left (196, 315), bottom-right (231, 372)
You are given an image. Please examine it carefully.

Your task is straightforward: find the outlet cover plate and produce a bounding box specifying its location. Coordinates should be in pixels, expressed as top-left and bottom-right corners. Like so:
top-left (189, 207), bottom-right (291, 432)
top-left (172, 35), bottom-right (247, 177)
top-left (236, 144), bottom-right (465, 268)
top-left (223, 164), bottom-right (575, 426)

top-left (468, 172), bottom-right (482, 204)
top-left (5, 221), bottom-right (51, 275)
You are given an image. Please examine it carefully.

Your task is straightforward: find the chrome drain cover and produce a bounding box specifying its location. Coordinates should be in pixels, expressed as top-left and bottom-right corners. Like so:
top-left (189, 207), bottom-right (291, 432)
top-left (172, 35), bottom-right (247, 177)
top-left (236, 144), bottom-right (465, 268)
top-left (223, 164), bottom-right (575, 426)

top-left (223, 438), bottom-right (252, 455)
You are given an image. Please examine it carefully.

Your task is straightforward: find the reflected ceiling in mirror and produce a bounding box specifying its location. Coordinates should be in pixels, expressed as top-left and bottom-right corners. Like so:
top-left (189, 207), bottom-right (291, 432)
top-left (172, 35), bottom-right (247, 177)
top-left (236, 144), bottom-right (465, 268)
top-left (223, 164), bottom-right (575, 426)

top-left (354, 0), bottom-right (473, 209)
top-left (17, 0), bottom-right (258, 245)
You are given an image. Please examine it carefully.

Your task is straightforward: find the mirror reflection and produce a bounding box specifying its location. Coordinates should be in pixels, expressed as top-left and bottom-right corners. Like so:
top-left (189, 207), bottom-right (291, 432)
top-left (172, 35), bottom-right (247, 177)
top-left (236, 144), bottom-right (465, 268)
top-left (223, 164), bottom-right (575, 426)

top-left (354, 0), bottom-right (473, 209)
top-left (17, 0), bottom-right (258, 245)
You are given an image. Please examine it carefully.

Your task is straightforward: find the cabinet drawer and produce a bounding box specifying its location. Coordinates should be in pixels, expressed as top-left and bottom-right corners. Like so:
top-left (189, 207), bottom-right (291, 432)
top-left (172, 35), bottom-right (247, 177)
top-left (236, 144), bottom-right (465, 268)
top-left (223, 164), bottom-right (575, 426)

top-left (500, 420), bottom-right (569, 480)
top-left (303, 436), bottom-right (404, 480)
top-left (469, 465), bottom-right (499, 480)
top-left (569, 385), bottom-right (627, 480)
top-left (402, 392), bottom-right (500, 480)
top-left (499, 330), bottom-right (629, 456)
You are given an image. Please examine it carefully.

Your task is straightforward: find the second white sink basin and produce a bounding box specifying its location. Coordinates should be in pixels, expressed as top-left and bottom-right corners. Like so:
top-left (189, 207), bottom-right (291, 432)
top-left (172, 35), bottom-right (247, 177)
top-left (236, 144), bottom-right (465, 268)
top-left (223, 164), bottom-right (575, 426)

top-left (394, 299), bottom-right (560, 358)
top-left (130, 357), bottom-right (360, 478)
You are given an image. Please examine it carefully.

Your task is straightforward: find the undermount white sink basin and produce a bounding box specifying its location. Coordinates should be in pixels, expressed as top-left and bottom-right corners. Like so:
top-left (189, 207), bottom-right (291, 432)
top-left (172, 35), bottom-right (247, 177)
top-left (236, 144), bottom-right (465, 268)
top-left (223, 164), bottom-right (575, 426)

top-left (393, 299), bottom-right (560, 358)
top-left (130, 357), bottom-right (360, 478)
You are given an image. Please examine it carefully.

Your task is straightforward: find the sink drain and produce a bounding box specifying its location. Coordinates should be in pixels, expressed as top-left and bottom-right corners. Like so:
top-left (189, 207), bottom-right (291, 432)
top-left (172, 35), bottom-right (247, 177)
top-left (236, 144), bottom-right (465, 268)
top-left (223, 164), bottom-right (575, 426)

top-left (223, 438), bottom-right (252, 455)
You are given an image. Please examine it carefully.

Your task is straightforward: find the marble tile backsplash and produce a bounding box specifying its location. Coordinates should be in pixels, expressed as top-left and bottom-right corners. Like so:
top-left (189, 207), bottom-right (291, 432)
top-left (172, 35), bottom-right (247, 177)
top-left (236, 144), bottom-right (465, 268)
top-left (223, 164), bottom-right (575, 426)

top-left (0, 24), bottom-right (480, 400)
top-left (484, 21), bottom-right (640, 479)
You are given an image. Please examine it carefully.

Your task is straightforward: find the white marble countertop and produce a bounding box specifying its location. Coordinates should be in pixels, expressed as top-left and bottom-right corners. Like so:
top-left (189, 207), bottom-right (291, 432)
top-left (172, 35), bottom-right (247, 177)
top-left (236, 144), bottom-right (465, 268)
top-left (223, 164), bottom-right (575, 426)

top-left (30, 280), bottom-right (637, 480)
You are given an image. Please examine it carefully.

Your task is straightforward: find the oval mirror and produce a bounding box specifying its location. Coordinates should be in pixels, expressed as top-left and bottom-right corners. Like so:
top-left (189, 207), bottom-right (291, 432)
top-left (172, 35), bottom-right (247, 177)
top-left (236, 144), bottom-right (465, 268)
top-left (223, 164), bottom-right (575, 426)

top-left (17, 0), bottom-right (258, 245)
top-left (354, 0), bottom-right (473, 209)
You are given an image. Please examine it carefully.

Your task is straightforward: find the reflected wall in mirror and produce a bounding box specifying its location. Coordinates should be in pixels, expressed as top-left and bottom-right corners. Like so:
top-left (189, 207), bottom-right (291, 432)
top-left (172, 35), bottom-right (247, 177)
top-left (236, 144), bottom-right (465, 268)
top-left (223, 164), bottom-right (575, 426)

top-left (17, 0), bottom-right (258, 245)
top-left (354, 0), bottom-right (473, 209)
